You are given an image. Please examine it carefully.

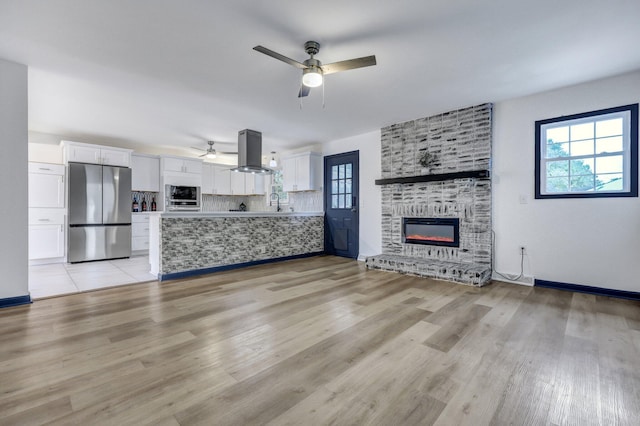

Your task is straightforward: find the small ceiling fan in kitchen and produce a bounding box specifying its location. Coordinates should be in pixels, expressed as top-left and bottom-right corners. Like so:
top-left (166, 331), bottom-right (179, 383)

top-left (253, 41), bottom-right (377, 98)
top-left (191, 141), bottom-right (237, 160)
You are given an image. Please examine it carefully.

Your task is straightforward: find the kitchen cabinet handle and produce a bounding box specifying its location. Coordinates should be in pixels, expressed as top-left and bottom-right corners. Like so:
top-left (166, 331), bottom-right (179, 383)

top-left (38, 218), bottom-right (51, 222)
top-left (38, 167), bottom-right (52, 171)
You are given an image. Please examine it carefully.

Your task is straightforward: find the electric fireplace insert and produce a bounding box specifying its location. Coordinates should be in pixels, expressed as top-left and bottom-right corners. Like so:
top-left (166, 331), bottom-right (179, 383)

top-left (402, 217), bottom-right (460, 247)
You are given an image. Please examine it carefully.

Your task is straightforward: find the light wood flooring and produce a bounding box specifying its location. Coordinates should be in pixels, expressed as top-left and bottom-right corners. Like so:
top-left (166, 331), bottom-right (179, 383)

top-left (1, 255), bottom-right (640, 425)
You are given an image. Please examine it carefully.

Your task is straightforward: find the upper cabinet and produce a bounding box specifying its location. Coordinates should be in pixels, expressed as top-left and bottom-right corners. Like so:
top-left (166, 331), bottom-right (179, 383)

top-left (213, 165), bottom-right (232, 195)
top-left (28, 162), bottom-right (65, 209)
top-left (160, 156), bottom-right (203, 187)
top-left (282, 152), bottom-right (322, 192)
top-left (161, 156), bottom-right (202, 175)
top-left (131, 154), bottom-right (160, 192)
top-left (202, 164), bottom-right (265, 195)
top-left (62, 141), bottom-right (132, 167)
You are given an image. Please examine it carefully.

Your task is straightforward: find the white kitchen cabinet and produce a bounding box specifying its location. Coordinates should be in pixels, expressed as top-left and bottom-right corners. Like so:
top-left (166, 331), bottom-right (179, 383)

top-left (201, 163), bottom-right (214, 194)
top-left (161, 156), bottom-right (203, 189)
top-left (29, 162), bottom-right (65, 209)
top-left (246, 173), bottom-right (265, 195)
top-left (161, 156), bottom-right (202, 175)
top-left (202, 165), bottom-right (264, 196)
top-left (282, 152), bottom-right (322, 192)
top-left (132, 213), bottom-right (150, 252)
top-left (62, 141), bottom-right (132, 167)
top-left (230, 171), bottom-right (245, 195)
top-left (28, 208), bottom-right (65, 260)
top-left (132, 154), bottom-right (160, 192)
top-left (213, 166), bottom-right (232, 195)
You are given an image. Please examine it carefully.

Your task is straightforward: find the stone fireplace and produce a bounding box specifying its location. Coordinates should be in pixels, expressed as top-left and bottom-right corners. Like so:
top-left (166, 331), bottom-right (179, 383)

top-left (366, 103), bottom-right (493, 286)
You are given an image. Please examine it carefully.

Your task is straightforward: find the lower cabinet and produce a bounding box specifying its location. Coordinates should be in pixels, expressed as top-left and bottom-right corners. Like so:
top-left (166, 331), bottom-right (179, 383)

top-left (29, 208), bottom-right (65, 260)
top-left (132, 214), bottom-right (150, 252)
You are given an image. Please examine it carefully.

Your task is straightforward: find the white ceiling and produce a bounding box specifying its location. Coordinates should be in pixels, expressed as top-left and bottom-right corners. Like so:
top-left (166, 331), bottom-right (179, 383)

top-left (1, 0), bottom-right (639, 155)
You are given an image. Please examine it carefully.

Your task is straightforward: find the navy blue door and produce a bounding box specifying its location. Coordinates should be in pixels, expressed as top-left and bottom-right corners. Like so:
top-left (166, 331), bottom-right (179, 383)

top-left (324, 151), bottom-right (359, 259)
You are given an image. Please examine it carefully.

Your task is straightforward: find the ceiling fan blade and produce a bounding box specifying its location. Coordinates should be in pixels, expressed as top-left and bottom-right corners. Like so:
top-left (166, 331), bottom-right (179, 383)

top-left (321, 55), bottom-right (377, 75)
top-left (191, 146), bottom-right (207, 152)
top-left (298, 84), bottom-right (310, 98)
top-left (199, 152), bottom-right (209, 157)
top-left (218, 151), bottom-right (238, 155)
top-left (253, 45), bottom-right (307, 70)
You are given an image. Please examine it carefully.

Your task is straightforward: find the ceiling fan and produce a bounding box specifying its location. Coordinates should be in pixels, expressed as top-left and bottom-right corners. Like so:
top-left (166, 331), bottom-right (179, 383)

top-left (253, 41), bottom-right (377, 97)
top-left (191, 141), bottom-right (237, 159)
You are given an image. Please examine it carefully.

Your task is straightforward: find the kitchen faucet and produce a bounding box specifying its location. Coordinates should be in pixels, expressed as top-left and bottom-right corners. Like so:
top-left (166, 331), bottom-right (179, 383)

top-left (269, 192), bottom-right (281, 212)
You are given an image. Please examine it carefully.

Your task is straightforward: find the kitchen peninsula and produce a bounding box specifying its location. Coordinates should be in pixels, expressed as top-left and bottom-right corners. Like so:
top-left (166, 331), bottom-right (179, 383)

top-left (149, 211), bottom-right (324, 280)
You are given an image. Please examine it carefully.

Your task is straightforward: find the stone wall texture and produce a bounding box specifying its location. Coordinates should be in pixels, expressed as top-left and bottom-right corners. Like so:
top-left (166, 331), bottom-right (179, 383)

top-left (161, 215), bottom-right (324, 274)
top-left (372, 103), bottom-right (493, 285)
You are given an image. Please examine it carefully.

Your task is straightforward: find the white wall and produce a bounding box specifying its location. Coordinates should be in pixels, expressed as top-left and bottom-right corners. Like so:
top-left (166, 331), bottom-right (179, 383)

top-left (323, 130), bottom-right (382, 260)
top-left (492, 70), bottom-right (640, 292)
top-left (0, 58), bottom-right (29, 300)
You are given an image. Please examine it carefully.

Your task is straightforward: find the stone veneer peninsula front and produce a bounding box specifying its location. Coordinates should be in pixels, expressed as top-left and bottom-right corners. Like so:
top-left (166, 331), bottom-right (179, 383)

top-left (149, 211), bottom-right (324, 280)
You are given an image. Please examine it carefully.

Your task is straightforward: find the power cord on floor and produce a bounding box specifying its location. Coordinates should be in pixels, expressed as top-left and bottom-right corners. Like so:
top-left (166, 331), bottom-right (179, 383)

top-left (491, 230), bottom-right (524, 281)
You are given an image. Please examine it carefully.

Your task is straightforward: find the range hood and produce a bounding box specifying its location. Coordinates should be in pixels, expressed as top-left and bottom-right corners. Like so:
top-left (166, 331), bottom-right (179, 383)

top-left (230, 129), bottom-right (273, 174)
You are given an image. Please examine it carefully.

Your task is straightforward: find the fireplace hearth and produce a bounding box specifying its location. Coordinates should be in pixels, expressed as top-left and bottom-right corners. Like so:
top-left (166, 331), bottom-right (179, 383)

top-left (403, 217), bottom-right (460, 247)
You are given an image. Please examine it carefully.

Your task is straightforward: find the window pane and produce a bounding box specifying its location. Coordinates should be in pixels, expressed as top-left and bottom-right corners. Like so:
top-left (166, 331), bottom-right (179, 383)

top-left (570, 175), bottom-right (594, 192)
top-left (331, 180), bottom-right (338, 194)
top-left (345, 196), bottom-right (352, 208)
top-left (596, 136), bottom-right (623, 154)
top-left (345, 178), bottom-right (352, 195)
top-left (338, 179), bottom-right (345, 194)
top-left (570, 140), bottom-right (594, 156)
top-left (536, 105), bottom-right (635, 198)
top-left (546, 126), bottom-right (569, 143)
top-left (546, 142), bottom-right (569, 158)
top-left (338, 195), bottom-right (345, 209)
top-left (331, 194), bottom-right (338, 209)
top-left (547, 176), bottom-right (569, 193)
top-left (546, 160), bottom-right (569, 177)
top-left (596, 173), bottom-right (623, 191)
top-left (596, 118), bottom-right (623, 138)
top-left (346, 163), bottom-right (352, 178)
top-left (331, 165), bottom-right (338, 180)
top-left (570, 122), bottom-right (594, 141)
top-left (570, 158), bottom-right (594, 176)
top-left (339, 164), bottom-right (345, 179)
top-left (595, 155), bottom-right (623, 174)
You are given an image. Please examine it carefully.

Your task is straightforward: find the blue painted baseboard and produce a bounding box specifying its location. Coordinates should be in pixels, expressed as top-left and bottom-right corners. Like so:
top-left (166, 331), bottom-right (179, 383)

top-left (0, 294), bottom-right (32, 309)
top-left (535, 279), bottom-right (640, 301)
top-left (159, 251), bottom-right (326, 281)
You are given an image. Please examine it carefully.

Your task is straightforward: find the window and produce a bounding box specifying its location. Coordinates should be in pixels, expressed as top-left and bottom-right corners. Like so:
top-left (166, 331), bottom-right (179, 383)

top-left (269, 170), bottom-right (288, 204)
top-left (330, 163), bottom-right (353, 209)
top-left (535, 104), bottom-right (638, 199)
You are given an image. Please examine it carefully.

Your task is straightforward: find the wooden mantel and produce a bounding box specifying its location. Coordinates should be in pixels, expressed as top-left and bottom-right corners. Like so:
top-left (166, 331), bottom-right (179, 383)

top-left (374, 169), bottom-right (490, 185)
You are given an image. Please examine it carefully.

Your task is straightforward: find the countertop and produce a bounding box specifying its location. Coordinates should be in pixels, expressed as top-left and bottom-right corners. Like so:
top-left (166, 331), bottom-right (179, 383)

top-left (154, 211), bottom-right (324, 218)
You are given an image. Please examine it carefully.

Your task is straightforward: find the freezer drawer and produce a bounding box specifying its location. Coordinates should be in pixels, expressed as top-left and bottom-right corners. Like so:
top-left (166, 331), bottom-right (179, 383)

top-left (68, 225), bottom-right (131, 263)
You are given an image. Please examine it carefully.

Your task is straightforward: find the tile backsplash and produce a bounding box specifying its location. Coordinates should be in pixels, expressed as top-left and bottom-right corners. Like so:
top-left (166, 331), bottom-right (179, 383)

top-left (201, 191), bottom-right (323, 212)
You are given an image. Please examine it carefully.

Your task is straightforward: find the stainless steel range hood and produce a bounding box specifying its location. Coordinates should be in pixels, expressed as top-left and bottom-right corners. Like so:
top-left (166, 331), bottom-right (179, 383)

top-left (230, 129), bottom-right (273, 174)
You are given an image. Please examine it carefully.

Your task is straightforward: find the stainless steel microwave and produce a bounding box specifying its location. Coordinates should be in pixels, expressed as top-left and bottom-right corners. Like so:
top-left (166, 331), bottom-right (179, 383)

top-left (165, 185), bottom-right (201, 210)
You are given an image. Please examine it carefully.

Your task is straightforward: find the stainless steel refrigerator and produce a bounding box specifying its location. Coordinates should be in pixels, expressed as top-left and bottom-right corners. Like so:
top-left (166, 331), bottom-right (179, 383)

top-left (67, 163), bottom-right (132, 263)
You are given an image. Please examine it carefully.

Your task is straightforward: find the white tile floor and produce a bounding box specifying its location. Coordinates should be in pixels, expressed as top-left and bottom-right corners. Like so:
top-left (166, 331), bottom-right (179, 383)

top-left (29, 256), bottom-right (157, 299)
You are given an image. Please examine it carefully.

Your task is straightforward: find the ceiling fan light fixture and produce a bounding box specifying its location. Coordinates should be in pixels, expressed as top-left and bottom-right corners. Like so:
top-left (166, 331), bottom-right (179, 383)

top-left (206, 151), bottom-right (217, 159)
top-left (302, 67), bottom-right (323, 87)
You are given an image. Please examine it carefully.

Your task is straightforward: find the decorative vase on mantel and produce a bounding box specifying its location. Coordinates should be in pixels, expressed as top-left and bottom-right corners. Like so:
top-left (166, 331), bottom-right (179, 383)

top-left (418, 151), bottom-right (436, 175)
